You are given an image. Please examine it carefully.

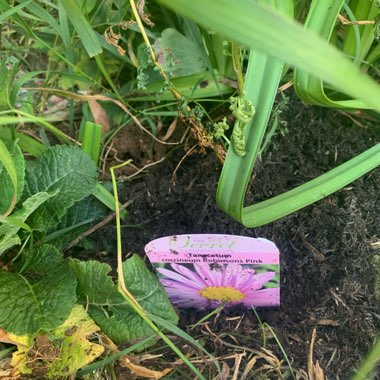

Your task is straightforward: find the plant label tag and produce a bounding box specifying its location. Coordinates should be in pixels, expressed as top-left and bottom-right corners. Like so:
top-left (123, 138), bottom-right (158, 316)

top-left (145, 234), bottom-right (280, 310)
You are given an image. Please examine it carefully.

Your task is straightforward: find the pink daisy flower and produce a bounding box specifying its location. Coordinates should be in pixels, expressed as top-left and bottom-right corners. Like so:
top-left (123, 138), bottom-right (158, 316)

top-left (156, 263), bottom-right (279, 309)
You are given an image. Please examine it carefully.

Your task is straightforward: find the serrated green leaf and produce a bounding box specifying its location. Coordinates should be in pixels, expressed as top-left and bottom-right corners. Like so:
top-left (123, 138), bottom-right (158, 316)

top-left (70, 260), bottom-right (123, 305)
top-left (89, 306), bottom-right (157, 346)
top-left (0, 192), bottom-right (56, 235)
top-left (0, 192), bottom-right (56, 255)
top-left (70, 255), bottom-right (178, 344)
top-left (0, 245), bottom-right (77, 335)
top-left (0, 235), bottom-right (21, 254)
top-left (121, 255), bottom-right (178, 322)
top-left (45, 195), bottom-right (107, 249)
top-left (23, 145), bottom-right (98, 231)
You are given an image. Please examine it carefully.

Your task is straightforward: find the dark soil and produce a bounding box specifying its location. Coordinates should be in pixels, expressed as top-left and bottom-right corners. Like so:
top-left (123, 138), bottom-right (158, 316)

top-left (99, 95), bottom-right (380, 379)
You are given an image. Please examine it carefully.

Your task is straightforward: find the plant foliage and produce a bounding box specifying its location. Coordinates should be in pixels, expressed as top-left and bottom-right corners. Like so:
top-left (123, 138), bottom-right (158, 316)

top-left (0, 142), bottom-right (178, 377)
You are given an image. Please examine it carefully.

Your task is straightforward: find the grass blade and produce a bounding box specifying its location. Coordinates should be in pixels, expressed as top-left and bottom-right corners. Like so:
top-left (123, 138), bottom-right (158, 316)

top-left (264, 323), bottom-right (295, 379)
top-left (352, 336), bottom-right (380, 380)
top-left (342, 0), bottom-right (379, 63)
top-left (111, 161), bottom-right (208, 380)
top-left (293, 0), bottom-right (380, 108)
top-left (0, 0), bottom-right (33, 22)
top-left (0, 113), bottom-right (72, 144)
top-left (58, 0), bottom-right (102, 57)
top-left (81, 121), bottom-right (103, 165)
top-left (0, 126), bottom-right (45, 157)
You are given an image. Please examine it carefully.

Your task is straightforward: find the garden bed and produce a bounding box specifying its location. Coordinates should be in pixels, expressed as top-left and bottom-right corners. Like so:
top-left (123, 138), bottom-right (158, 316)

top-left (1, 1), bottom-right (380, 378)
top-left (94, 94), bottom-right (380, 378)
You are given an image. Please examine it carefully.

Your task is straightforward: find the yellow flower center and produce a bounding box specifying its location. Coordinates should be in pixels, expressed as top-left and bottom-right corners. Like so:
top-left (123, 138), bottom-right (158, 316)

top-left (199, 286), bottom-right (245, 302)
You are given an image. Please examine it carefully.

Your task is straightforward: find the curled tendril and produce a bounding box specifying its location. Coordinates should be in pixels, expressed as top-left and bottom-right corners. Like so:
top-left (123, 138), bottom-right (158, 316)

top-left (232, 126), bottom-right (246, 157)
top-left (229, 96), bottom-right (255, 123)
top-left (229, 95), bottom-right (255, 156)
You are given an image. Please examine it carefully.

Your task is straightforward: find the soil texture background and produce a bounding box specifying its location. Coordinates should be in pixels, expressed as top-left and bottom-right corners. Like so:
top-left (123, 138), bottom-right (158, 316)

top-left (94, 94), bottom-right (379, 379)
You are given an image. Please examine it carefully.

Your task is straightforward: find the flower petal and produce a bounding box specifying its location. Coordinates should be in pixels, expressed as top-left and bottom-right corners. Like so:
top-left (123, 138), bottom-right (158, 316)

top-left (156, 267), bottom-right (203, 289)
top-left (170, 263), bottom-right (208, 286)
top-left (239, 272), bottom-right (276, 293)
top-left (193, 264), bottom-right (219, 286)
top-left (160, 279), bottom-right (201, 293)
top-left (243, 287), bottom-right (280, 307)
top-left (223, 264), bottom-right (243, 287)
top-left (235, 268), bottom-right (256, 288)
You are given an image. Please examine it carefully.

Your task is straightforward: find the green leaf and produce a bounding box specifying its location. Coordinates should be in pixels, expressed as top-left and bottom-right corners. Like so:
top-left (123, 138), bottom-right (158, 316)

top-left (0, 192), bottom-right (56, 236)
top-left (0, 245), bottom-right (77, 335)
top-left (92, 182), bottom-right (122, 214)
top-left (75, 0), bottom-right (97, 13)
top-left (70, 255), bottom-right (178, 344)
top-left (121, 255), bottom-right (178, 323)
top-left (0, 140), bottom-right (24, 216)
top-left (0, 192), bottom-right (55, 255)
top-left (0, 235), bottom-right (21, 255)
top-left (0, 130), bottom-right (120, 217)
top-left (154, 28), bottom-right (207, 77)
top-left (341, 0), bottom-right (378, 64)
top-left (70, 260), bottom-right (125, 305)
top-left (24, 1), bottom-right (61, 34)
top-left (23, 145), bottom-right (98, 231)
top-left (129, 71), bottom-right (232, 101)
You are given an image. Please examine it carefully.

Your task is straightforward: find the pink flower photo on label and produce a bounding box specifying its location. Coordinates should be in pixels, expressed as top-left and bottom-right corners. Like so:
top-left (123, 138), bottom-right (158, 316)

top-left (156, 262), bottom-right (279, 309)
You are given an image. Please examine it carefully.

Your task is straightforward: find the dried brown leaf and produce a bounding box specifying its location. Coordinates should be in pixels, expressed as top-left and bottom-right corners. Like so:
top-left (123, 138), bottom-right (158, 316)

top-left (88, 99), bottom-right (111, 132)
top-left (161, 117), bottom-right (178, 142)
top-left (118, 356), bottom-right (172, 379)
top-left (214, 362), bottom-right (230, 380)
